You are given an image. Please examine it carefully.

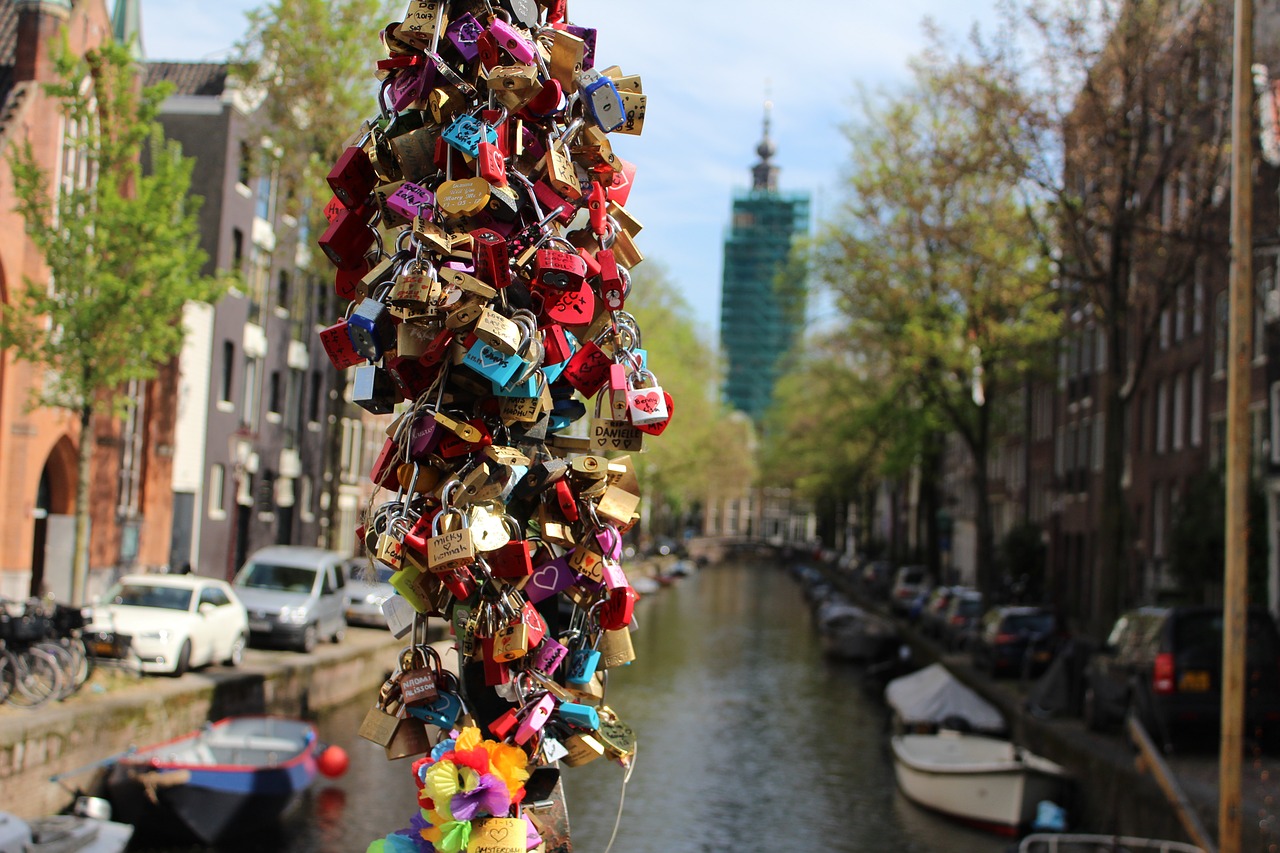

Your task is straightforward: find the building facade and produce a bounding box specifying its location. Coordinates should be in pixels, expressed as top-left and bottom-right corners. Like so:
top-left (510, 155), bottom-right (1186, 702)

top-left (146, 61), bottom-right (354, 580)
top-left (719, 107), bottom-right (810, 423)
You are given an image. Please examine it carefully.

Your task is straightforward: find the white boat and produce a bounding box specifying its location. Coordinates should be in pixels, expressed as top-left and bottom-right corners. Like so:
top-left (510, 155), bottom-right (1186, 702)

top-left (885, 663), bottom-right (1006, 735)
top-left (1017, 833), bottom-right (1203, 853)
top-left (0, 810), bottom-right (133, 853)
top-left (890, 730), bottom-right (1070, 835)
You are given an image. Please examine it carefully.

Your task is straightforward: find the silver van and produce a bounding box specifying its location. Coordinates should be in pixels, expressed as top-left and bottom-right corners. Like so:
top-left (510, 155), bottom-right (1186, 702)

top-left (232, 546), bottom-right (347, 652)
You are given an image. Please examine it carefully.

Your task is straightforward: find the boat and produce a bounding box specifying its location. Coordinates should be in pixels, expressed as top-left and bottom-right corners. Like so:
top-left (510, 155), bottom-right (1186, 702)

top-left (105, 716), bottom-right (325, 845)
top-left (884, 663), bottom-right (1006, 734)
top-left (890, 730), bottom-right (1070, 835)
top-left (1017, 833), bottom-right (1204, 853)
top-left (0, 810), bottom-right (133, 853)
top-left (817, 603), bottom-right (899, 661)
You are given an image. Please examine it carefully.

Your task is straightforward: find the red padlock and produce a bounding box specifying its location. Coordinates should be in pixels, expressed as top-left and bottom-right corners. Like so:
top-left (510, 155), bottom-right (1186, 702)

top-left (471, 228), bottom-right (512, 289)
top-left (600, 585), bottom-right (638, 631)
top-left (587, 180), bottom-right (608, 235)
top-left (327, 146), bottom-right (378, 210)
top-left (318, 206), bottom-right (375, 271)
top-left (540, 281), bottom-right (595, 328)
top-left (369, 437), bottom-right (401, 490)
top-left (386, 354), bottom-right (438, 400)
top-left (596, 249), bottom-right (625, 311)
top-left (481, 638), bottom-right (511, 687)
top-left (420, 327), bottom-right (456, 368)
top-left (562, 340), bottom-right (610, 397)
top-left (489, 538), bottom-right (533, 579)
top-left (320, 319), bottom-right (366, 370)
top-left (488, 707), bottom-right (520, 739)
top-left (535, 246), bottom-right (588, 290)
top-left (554, 479), bottom-right (579, 522)
top-left (478, 140), bottom-right (507, 187)
top-left (541, 323), bottom-right (575, 366)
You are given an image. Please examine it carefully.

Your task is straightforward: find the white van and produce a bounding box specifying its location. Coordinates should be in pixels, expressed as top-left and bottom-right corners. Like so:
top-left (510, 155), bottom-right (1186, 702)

top-left (232, 546), bottom-right (348, 652)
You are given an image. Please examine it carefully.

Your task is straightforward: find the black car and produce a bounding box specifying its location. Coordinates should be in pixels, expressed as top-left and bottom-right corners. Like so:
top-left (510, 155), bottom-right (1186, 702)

top-left (971, 605), bottom-right (1064, 678)
top-left (1082, 605), bottom-right (1280, 751)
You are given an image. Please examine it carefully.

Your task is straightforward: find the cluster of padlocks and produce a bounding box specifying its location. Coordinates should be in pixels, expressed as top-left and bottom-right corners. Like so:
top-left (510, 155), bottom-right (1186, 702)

top-left (315, 1), bottom-right (663, 850)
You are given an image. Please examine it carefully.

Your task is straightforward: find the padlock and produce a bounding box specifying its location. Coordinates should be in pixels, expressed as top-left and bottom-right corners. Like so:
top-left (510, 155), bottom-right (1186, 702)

top-left (566, 629), bottom-right (601, 686)
top-left (561, 732), bottom-right (604, 767)
top-left (524, 553), bottom-right (577, 604)
top-left (487, 519), bottom-right (534, 576)
top-left (385, 180), bottom-right (436, 223)
top-left (398, 643), bottom-right (441, 706)
top-left (426, 505), bottom-right (475, 572)
top-left (352, 365), bottom-right (398, 415)
top-left (590, 389), bottom-right (644, 454)
top-left (514, 693), bottom-right (555, 745)
top-left (575, 68), bottom-right (625, 133)
top-left (558, 702), bottom-right (601, 732)
top-left (626, 368), bottom-right (669, 425)
top-left (617, 89), bottom-right (647, 136)
top-left (492, 620), bottom-right (529, 662)
top-left (408, 670), bottom-right (465, 729)
top-left (318, 205), bottom-right (375, 271)
top-left (529, 634), bottom-right (568, 676)
top-left (598, 627), bottom-right (636, 669)
top-left (487, 64), bottom-right (543, 111)
top-left (385, 710), bottom-right (431, 760)
top-left (398, 0), bottom-right (449, 50)
top-left (595, 705), bottom-right (637, 763)
top-left (600, 584), bottom-right (638, 631)
top-left (489, 706), bottom-right (521, 741)
top-left (561, 339), bottom-right (611, 397)
top-left (445, 12), bottom-right (483, 61)
top-left (320, 318), bottom-right (366, 370)
top-left (358, 679), bottom-right (404, 747)
top-left (347, 295), bottom-right (395, 361)
top-left (327, 144), bottom-right (378, 209)
top-left (473, 307), bottom-right (523, 355)
top-left (471, 228), bottom-right (512, 289)
top-left (487, 15), bottom-right (537, 65)
top-left (544, 137), bottom-right (582, 196)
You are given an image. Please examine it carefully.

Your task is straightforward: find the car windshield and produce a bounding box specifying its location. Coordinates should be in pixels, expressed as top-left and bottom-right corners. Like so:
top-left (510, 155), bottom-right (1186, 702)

top-left (108, 583), bottom-right (192, 612)
top-left (237, 562), bottom-right (316, 593)
top-left (958, 599), bottom-right (984, 616)
top-left (1005, 612), bottom-right (1055, 634)
top-left (1174, 612), bottom-right (1279, 666)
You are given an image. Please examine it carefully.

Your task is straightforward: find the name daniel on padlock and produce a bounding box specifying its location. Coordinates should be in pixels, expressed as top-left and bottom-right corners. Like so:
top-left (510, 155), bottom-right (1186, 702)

top-left (318, 2), bottom-right (664, 851)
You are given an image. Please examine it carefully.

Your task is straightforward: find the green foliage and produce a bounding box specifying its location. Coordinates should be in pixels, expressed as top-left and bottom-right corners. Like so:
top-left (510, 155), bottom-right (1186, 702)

top-left (231, 0), bottom-right (396, 232)
top-left (0, 40), bottom-right (227, 415)
top-left (623, 263), bottom-right (754, 515)
top-left (1168, 471), bottom-right (1268, 605)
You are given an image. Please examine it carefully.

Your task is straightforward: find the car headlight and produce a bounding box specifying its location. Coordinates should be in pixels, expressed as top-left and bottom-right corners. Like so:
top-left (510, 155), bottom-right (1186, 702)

top-left (139, 629), bottom-right (172, 642)
top-left (279, 606), bottom-right (309, 624)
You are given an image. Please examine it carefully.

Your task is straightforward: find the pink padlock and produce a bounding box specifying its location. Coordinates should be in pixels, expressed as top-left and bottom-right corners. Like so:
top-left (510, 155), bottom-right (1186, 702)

top-left (515, 693), bottom-right (555, 744)
top-left (488, 17), bottom-right (537, 65)
top-left (600, 559), bottom-right (628, 590)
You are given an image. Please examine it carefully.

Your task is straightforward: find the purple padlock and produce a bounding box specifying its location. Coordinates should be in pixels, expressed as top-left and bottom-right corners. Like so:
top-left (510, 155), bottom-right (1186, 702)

top-left (595, 525), bottom-right (622, 561)
top-left (387, 61), bottom-right (435, 112)
top-left (563, 25), bottom-right (597, 69)
top-left (488, 17), bottom-right (537, 65)
top-left (387, 181), bottom-right (436, 222)
top-left (446, 13), bottom-right (483, 62)
top-left (529, 635), bottom-right (568, 676)
top-left (525, 555), bottom-right (576, 603)
top-left (409, 413), bottom-right (441, 460)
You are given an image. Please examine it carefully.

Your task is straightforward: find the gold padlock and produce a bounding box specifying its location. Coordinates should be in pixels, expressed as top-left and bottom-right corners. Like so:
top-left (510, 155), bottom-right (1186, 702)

top-left (561, 732), bottom-right (605, 767)
top-left (568, 544), bottom-right (604, 581)
top-left (491, 621), bottom-right (529, 662)
top-left (473, 307), bottom-right (523, 356)
top-left (564, 672), bottom-right (605, 703)
top-left (487, 64), bottom-right (543, 111)
top-left (385, 711), bottom-right (431, 760)
top-left (427, 507), bottom-right (475, 572)
top-left (549, 29), bottom-right (586, 90)
top-left (467, 817), bottom-right (528, 853)
top-left (358, 680), bottom-right (403, 747)
top-left (598, 627), bottom-right (636, 669)
top-left (544, 141), bottom-right (581, 197)
top-left (375, 529), bottom-right (405, 571)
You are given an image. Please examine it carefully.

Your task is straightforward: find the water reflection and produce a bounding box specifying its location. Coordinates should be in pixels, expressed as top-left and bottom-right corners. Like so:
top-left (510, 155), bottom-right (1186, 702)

top-left (133, 560), bottom-right (1001, 853)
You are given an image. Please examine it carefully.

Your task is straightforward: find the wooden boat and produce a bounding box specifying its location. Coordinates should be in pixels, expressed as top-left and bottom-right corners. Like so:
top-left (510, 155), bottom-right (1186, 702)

top-left (890, 730), bottom-right (1070, 835)
top-left (816, 601), bottom-right (898, 661)
top-left (0, 811), bottom-right (133, 853)
top-left (106, 716), bottom-right (322, 845)
top-left (1017, 833), bottom-right (1204, 853)
top-left (884, 663), bottom-right (1006, 735)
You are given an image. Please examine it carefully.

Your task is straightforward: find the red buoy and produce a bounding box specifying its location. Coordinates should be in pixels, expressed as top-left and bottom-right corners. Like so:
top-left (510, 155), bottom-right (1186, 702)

top-left (317, 745), bottom-right (349, 778)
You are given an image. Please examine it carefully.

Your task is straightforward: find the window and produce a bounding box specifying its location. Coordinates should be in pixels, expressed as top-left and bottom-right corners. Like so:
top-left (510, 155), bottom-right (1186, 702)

top-left (1174, 284), bottom-right (1185, 342)
top-left (1213, 290), bottom-right (1228, 375)
top-left (208, 464), bottom-right (226, 520)
top-left (299, 475), bottom-right (315, 523)
top-left (309, 371), bottom-right (323, 423)
top-left (256, 169), bottom-right (275, 222)
top-left (1193, 261), bottom-right (1205, 334)
top-left (220, 341), bottom-right (235, 405)
top-left (1255, 266), bottom-right (1271, 361)
top-left (1159, 308), bottom-right (1170, 350)
top-left (1156, 380), bottom-right (1168, 454)
top-left (242, 357), bottom-right (260, 429)
top-left (276, 270), bottom-right (290, 312)
top-left (1093, 413), bottom-right (1105, 472)
top-left (286, 369), bottom-right (302, 429)
top-left (267, 370), bottom-right (282, 416)
top-left (238, 140), bottom-right (251, 187)
top-left (1210, 413), bottom-right (1227, 468)
top-left (231, 227), bottom-right (244, 274)
top-left (1172, 373), bottom-right (1185, 451)
top-left (1152, 484), bottom-right (1166, 560)
top-left (1190, 367), bottom-right (1203, 448)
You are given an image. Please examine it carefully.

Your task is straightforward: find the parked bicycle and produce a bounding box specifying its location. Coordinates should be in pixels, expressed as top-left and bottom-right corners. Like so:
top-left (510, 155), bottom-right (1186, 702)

top-left (0, 597), bottom-right (102, 708)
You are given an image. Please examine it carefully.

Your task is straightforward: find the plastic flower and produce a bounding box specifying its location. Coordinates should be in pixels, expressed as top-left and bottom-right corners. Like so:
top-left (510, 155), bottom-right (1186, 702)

top-left (450, 772), bottom-right (511, 821)
top-left (421, 820), bottom-right (472, 853)
top-left (454, 726), bottom-right (483, 752)
top-left (481, 741), bottom-right (531, 797)
top-left (422, 761), bottom-right (462, 822)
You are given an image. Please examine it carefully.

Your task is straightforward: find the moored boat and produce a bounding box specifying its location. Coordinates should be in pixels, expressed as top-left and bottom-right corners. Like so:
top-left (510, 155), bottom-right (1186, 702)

top-left (1017, 833), bottom-right (1204, 853)
top-left (885, 663), bottom-right (1006, 734)
top-left (0, 810), bottom-right (133, 853)
top-left (106, 716), bottom-right (326, 845)
top-left (890, 730), bottom-right (1070, 835)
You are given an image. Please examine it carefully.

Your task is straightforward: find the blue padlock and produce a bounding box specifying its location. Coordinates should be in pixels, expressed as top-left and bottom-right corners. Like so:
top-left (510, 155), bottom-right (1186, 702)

top-left (566, 644), bottom-right (601, 686)
top-left (558, 702), bottom-right (600, 731)
top-left (347, 297), bottom-right (394, 361)
top-left (575, 69), bottom-right (625, 133)
top-left (463, 339), bottom-right (522, 387)
top-left (409, 689), bottom-right (463, 729)
top-left (442, 113), bottom-right (498, 157)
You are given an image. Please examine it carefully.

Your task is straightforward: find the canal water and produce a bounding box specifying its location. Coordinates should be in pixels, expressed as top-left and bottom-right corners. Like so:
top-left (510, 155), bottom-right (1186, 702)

top-left (137, 560), bottom-right (1001, 852)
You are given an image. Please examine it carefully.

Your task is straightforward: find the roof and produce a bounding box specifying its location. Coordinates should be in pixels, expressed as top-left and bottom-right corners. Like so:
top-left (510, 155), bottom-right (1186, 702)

top-left (145, 61), bottom-right (228, 97)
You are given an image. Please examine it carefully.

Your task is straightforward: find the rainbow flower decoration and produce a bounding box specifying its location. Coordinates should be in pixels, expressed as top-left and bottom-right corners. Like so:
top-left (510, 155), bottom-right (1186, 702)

top-left (366, 727), bottom-right (539, 853)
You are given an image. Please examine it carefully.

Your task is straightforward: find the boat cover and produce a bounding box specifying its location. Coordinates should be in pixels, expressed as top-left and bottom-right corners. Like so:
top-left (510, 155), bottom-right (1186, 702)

top-left (885, 663), bottom-right (1005, 733)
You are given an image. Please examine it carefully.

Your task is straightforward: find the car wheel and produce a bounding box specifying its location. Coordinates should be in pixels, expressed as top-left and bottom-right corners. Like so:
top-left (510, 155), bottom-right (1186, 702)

top-left (225, 633), bottom-right (247, 667)
top-left (299, 624), bottom-right (318, 654)
top-left (171, 640), bottom-right (192, 677)
top-left (331, 621), bottom-right (346, 644)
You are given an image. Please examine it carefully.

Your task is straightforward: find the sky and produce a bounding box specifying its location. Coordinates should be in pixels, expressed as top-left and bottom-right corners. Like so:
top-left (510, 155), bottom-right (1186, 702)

top-left (139, 0), bottom-right (1000, 335)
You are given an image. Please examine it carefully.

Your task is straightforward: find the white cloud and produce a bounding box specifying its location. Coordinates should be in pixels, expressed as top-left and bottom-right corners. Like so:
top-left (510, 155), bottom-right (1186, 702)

top-left (141, 0), bottom-right (1000, 328)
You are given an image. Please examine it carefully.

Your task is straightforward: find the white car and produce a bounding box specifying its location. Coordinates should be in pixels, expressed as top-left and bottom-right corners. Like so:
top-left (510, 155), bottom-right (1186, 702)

top-left (89, 574), bottom-right (249, 675)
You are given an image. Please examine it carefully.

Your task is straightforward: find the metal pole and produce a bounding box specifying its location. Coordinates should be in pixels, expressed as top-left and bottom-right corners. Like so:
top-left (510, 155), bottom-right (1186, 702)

top-left (1222, 1), bottom-right (1253, 851)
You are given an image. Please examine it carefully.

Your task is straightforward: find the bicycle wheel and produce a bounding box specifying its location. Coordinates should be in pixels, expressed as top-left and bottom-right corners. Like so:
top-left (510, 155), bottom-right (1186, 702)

top-left (8, 647), bottom-right (64, 707)
top-left (0, 649), bottom-right (15, 704)
top-left (67, 635), bottom-right (94, 687)
top-left (35, 641), bottom-right (78, 699)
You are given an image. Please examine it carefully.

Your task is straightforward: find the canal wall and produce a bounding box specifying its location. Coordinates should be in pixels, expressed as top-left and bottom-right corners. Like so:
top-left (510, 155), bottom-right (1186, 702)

top-left (0, 628), bottom-right (408, 819)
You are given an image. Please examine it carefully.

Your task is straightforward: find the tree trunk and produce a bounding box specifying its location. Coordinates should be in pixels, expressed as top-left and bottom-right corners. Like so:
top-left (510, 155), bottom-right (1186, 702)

top-left (1097, 348), bottom-right (1131, 637)
top-left (972, 402), bottom-right (995, 601)
top-left (70, 403), bottom-right (93, 606)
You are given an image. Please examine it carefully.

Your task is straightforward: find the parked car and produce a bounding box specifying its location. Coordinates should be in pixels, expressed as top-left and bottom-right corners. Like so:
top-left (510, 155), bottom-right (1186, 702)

top-left (232, 547), bottom-right (348, 653)
top-left (861, 560), bottom-right (893, 597)
top-left (89, 574), bottom-right (248, 676)
top-left (919, 586), bottom-right (959, 638)
top-left (343, 558), bottom-right (396, 629)
top-left (1082, 605), bottom-right (1280, 750)
top-left (890, 565), bottom-right (931, 615)
top-left (941, 589), bottom-right (985, 651)
top-left (971, 605), bottom-right (1064, 678)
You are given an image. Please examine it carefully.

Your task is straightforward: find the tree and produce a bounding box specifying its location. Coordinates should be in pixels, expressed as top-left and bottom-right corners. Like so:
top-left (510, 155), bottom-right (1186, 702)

top-left (811, 62), bottom-right (1059, 597)
top-left (936, 0), bottom-right (1232, 629)
top-left (232, 0), bottom-right (396, 231)
top-left (1, 41), bottom-right (228, 603)
top-left (622, 263), bottom-right (754, 537)
top-left (1168, 471), bottom-right (1268, 605)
